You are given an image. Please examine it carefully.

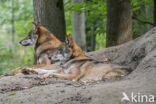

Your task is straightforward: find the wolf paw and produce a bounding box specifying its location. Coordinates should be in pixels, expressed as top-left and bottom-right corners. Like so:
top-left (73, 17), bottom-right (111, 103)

top-left (42, 73), bottom-right (54, 79)
top-left (21, 68), bottom-right (38, 75)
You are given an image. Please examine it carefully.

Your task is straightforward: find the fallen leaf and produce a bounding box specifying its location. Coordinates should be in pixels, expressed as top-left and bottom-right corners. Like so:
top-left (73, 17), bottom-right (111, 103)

top-left (9, 92), bottom-right (16, 96)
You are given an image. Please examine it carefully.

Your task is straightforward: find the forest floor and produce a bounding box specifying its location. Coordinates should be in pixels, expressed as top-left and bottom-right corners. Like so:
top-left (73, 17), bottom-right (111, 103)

top-left (0, 27), bottom-right (156, 104)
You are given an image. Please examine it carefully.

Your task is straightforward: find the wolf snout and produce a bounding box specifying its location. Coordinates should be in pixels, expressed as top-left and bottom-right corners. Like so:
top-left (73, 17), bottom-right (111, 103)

top-left (19, 40), bottom-right (22, 44)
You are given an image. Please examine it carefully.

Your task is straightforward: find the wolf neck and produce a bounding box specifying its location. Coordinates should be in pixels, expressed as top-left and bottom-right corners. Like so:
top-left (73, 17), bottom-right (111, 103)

top-left (35, 28), bottom-right (61, 50)
top-left (37, 32), bottom-right (60, 45)
top-left (71, 45), bottom-right (88, 60)
top-left (71, 41), bottom-right (86, 58)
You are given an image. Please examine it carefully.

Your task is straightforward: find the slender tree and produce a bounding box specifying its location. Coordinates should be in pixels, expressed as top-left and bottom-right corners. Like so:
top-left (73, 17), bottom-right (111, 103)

top-left (11, 0), bottom-right (15, 43)
top-left (72, 0), bottom-right (86, 50)
top-left (33, 0), bottom-right (66, 41)
top-left (154, 0), bottom-right (156, 26)
top-left (106, 0), bottom-right (132, 47)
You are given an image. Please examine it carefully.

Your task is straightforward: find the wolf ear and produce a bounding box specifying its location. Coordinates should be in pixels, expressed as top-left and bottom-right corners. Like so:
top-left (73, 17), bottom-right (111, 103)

top-left (32, 22), bottom-right (37, 29)
top-left (37, 22), bottom-right (41, 26)
top-left (32, 22), bottom-right (40, 34)
top-left (65, 34), bottom-right (73, 47)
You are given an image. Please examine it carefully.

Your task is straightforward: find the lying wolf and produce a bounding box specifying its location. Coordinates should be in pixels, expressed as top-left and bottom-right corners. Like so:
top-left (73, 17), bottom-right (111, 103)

top-left (5, 22), bottom-right (62, 75)
top-left (23, 34), bottom-right (131, 81)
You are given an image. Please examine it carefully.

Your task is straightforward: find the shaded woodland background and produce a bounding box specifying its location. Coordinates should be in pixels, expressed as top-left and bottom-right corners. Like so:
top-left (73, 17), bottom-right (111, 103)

top-left (0, 0), bottom-right (154, 74)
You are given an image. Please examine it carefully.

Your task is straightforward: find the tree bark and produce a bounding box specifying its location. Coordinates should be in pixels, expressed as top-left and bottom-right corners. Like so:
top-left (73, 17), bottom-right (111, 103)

top-left (11, 0), bottom-right (15, 43)
top-left (106, 0), bottom-right (132, 47)
top-left (154, 0), bottom-right (156, 26)
top-left (33, 0), bottom-right (66, 41)
top-left (72, 0), bottom-right (86, 50)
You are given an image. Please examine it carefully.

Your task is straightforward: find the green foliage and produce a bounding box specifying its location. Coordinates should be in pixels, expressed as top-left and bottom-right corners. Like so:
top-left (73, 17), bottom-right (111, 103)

top-left (95, 33), bottom-right (106, 50)
top-left (0, 0), bottom-right (33, 74)
top-left (132, 0), bottom-right (153, 38)
top-left (64, 0), bottom-right (154, 50)
top-left (64, 0), bottom-right (107, 51)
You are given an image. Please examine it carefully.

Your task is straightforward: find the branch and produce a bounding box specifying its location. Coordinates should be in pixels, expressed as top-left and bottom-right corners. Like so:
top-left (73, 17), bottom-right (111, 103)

top-left (132, 15), bottom-right (154, 26)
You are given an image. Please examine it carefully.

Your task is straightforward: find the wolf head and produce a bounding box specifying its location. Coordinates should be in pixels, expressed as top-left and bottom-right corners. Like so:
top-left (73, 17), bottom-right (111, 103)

top-left (48, 34), bottom-right (74, 62)
top-left (48, 43), bottom-right (71, 62)
top-left (65, 34), bottom-right (84, 57)
top-left (48, 34), bottom-right (85, 62)
top-left (19, 22), bottom-right (41, 46)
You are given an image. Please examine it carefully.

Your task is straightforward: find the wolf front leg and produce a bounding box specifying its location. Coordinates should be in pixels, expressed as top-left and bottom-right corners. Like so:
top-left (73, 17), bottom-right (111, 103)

top-left (4, 64), bottom-right (46, 76)
top-left (43, 72), bottom-right (79, 81)
top-left (4, 67), bottom-right (23, 76)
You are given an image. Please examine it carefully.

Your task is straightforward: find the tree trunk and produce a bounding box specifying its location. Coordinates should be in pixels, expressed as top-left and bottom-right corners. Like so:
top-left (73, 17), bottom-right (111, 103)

top-left (106, 0), bottom-right (132, 47)
top-left (33, 0), bottom-right (66, 41)
top-left (145, 0), bottom-right (153, 29)
top-left (90, 24), bottom-right (96, 51)
top-left (72, 0), bottom-right (86, 50)
top-left (154, 0), bottom-right (156, 26)
top-left (11, 0), bottom-right (15, 43)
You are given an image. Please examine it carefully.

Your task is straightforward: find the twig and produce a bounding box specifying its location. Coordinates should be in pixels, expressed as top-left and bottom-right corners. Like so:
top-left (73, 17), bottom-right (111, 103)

top-left (132, 15), bottom-right (154, 26)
